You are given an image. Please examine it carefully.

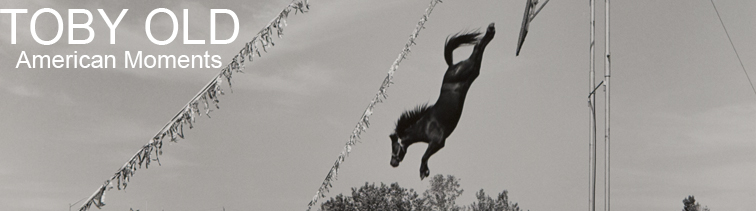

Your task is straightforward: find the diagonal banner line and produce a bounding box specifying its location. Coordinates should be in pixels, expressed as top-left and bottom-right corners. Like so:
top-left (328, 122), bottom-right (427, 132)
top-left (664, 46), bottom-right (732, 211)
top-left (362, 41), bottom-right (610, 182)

top-left (78, 1), bottom-right (310, 210)
top-left (306, 0), bottom-right (443, 210)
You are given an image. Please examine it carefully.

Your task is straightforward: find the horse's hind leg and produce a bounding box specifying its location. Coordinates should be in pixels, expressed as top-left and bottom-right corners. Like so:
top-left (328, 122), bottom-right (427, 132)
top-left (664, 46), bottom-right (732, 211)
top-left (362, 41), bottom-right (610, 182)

top-left (470, 23), bottom-right (496, 62)
top-left (420, 137), bottom-right (445, 180)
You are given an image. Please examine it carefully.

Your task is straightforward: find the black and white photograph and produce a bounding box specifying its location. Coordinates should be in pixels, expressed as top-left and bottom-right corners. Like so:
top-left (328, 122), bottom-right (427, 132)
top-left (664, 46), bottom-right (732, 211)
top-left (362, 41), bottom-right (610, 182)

top-left (0, 0), bottom-right (753, 210)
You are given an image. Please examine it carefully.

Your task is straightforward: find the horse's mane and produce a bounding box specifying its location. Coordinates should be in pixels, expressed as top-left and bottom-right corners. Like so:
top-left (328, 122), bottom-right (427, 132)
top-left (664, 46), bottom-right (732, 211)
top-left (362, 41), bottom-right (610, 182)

top-left (395, 103), bottom-right (432, 136)
top-left (444, 30), bottom-right (482, 66)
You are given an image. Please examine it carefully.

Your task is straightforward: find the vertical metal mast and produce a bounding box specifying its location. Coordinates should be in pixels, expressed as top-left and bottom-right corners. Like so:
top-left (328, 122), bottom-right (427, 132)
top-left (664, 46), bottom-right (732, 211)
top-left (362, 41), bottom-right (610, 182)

top-left (588, 0), bottom-right (596, 211)
top-left (603, 0), bottom-right (611, 210)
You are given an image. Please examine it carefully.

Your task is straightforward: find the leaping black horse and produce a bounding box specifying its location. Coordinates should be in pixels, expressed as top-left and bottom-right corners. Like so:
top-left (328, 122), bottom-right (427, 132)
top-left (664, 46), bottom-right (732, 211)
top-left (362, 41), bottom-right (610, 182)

top-left (390, 23), bottom-right (495, 180)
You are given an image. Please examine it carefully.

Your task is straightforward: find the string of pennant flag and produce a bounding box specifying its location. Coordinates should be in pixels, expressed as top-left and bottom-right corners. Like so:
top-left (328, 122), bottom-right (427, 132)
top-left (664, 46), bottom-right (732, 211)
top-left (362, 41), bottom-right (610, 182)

top-left (78, 1), bottom-right (309, 211)
top-left (306, 0), bottom-right (443, 210)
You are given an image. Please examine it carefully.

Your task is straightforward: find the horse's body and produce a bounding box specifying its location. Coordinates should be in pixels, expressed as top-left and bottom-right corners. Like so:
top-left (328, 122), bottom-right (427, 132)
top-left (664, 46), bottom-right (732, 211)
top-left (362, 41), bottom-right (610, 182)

top-left (390, 23), bottom-right (495, 180)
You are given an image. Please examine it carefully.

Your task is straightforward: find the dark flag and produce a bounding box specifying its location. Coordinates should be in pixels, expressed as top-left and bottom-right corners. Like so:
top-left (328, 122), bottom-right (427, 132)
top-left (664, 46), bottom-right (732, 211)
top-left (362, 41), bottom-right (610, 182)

top-left (516, 0), bottom-right (548, 56)
top-left (516, 0), bottom-right (534, 56)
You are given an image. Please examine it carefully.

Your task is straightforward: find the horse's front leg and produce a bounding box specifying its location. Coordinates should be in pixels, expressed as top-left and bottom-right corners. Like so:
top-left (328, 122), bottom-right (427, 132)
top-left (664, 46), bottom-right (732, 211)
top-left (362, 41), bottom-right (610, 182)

top-left (420, 138), bottom-right (445, 180)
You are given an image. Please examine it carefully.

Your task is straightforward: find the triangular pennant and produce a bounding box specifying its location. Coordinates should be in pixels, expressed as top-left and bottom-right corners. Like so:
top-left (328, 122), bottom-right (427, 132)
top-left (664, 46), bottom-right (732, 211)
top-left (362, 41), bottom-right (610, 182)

top-left (516, 0), bottom-right (535, 56)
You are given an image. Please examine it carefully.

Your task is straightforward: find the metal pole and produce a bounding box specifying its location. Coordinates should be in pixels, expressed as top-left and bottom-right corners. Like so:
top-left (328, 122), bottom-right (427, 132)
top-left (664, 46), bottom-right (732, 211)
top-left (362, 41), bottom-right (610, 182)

top-left (589, 0), bottom-right (596, 211)
top-left (604, 0), bottom-right (611, 210)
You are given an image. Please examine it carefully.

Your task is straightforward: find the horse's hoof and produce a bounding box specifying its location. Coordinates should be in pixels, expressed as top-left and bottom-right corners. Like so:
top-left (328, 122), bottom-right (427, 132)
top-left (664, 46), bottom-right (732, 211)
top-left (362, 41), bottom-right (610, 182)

top-left (420, 168), bottom-right (430, 180)
top-left (487, 23), bottom-right (496, 33)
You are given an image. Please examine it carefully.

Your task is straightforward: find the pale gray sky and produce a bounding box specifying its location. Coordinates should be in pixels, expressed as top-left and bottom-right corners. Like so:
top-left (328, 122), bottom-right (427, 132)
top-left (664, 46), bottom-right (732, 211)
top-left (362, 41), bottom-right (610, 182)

top-left (0, 0), bottom-right (754, 211)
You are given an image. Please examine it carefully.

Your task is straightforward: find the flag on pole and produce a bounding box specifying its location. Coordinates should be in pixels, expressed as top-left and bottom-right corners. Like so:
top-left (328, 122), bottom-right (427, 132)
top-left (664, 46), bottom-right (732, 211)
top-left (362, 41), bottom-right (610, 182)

top-left (516, 0), bottom-right (534, 56)
top-left (516, 0), bottom-right (548, 56)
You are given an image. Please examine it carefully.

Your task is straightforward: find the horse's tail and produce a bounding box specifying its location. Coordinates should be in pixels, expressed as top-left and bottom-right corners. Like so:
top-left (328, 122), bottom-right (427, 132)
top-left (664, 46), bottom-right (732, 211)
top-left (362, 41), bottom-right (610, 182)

top-left (445, 31), bottom-right (482, 66)
top-left (395, 103), bottom-right (432, 137)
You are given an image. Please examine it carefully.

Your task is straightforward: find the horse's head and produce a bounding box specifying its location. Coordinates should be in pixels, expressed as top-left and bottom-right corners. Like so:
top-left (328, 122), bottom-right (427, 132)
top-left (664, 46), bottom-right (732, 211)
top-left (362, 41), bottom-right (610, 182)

top-left (390, 133), bottom-right (406, 167)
